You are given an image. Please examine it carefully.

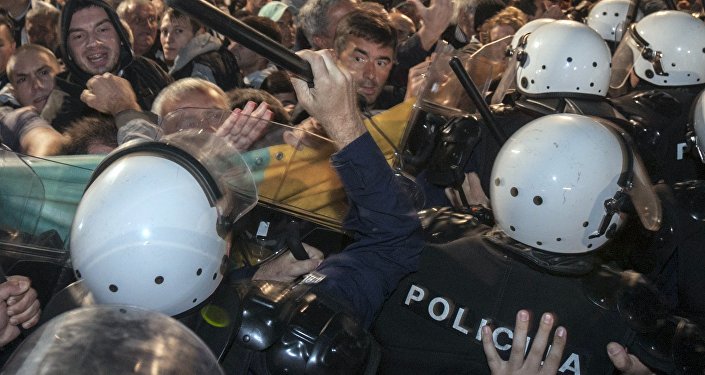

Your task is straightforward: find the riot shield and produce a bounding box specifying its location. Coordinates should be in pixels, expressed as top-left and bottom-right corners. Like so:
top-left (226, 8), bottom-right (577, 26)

top-left (398, 37), bottom-right (511, 176)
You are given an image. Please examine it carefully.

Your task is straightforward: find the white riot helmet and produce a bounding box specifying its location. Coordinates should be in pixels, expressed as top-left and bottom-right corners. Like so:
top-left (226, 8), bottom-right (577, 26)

top-left (586, 0), bottom-right (643, 43)
top-left (514, 20), bottom-right (612, 98)
top-left (490, 114), bottom-right (661, 254)
top-left (70, 131), bottom-right (257, 316)
top-left (610, 11), bottom-right (705, 89)
top-left (490, 18), bottom-right (555, 104)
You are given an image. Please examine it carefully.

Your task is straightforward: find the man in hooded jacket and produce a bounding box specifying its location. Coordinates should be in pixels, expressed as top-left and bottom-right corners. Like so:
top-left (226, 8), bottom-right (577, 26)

top-left (44, 0), bottom-right (171, 132)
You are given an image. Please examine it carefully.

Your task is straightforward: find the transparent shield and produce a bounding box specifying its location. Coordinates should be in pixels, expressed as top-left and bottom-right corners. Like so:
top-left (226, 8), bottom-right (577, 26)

top-left (162, 130), bottom-right (259, 224)
top-left (629, 152), bottom-right (662, 231)
top-left (2, 305), bottom-right (224, 375)
top-left (609, 33), bottom-right (637, 92)
top-left (490, 52), bottom-right (517, 105)
top-left (0, 149), bottom-right (46, 240)
top-left (399, 37), bottom-right (510, 175)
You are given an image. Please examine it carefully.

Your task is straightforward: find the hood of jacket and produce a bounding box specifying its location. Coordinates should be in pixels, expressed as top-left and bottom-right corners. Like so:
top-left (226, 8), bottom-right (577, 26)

top-left (168, 33), bottom-right (222, 75)
top-left (60, 0), bottom-right (134, 87)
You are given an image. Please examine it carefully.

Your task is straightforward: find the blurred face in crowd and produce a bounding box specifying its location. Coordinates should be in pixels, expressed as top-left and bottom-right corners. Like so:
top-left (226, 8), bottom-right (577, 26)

top-left (0, 25), bottom-right (16, 76)
top-left (26, 15), bottom-right (60, 51)
top-left (67, 6), bottom-right (121, 75)
top-left (277, 9), bottom-right (296, 49)
top-left (160, 13), bottom-right (197, 63)
top-left (314, 1), bottom-right (357, 50)
top-left (9, 49), bottom-right (60, 111)
top-left (122, 2), bottom-right (158, 56)
top-left (157, 87), bottom-right (228, 117)
top-left (389, 12), bottom-right (416, 44)
top-left (337, 36), bottom-right (394, 105)
top-left (489, 24), bottom-right (515, 43)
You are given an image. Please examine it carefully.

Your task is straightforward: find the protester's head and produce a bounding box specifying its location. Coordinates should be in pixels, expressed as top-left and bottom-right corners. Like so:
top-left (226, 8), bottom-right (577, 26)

top-left (228, 16), bottom-right (281, 77)
top-left (152, 78), bottom-right (229, 117)
top-left (61, 115), bottom-right (118, 154)
top-left (7, 45), bottom-right (61, 111)
top-left (0, 11), bottom-right (16, 77)
top-left (228, 87), bottom-right (291, 124)
top-left (61, 0), bottom-right (133, 81)
top-left (478, 6), bottom-right (526, 44)
top-left (159, 8), bottom-right (203, 64)
top-left (26, 5), bottom-right (61, 52)
top-left (117, 0), bottom-right (159, 57)
top-left (334, 9), bottom-right (396, 105)
top-left (258, 1), bottom-right (296, 49)
top-left (389, 12), bottom-right (416, 45)
top-left (298, 0), bottom-right (358, 50)
top-left (260, 70), bottom-right (296, 109)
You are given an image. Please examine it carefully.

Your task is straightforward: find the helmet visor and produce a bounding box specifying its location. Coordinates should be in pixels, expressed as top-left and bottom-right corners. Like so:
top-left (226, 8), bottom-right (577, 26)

top-left (609, 32), bottom-right (637, 93)
top-left (599, 119), bottom-right (662, 231)
top-left (162, 129), bottom-right (258, 225)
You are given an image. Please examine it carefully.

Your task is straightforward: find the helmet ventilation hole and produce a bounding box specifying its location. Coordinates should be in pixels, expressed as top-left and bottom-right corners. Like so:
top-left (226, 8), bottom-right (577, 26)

top-left (510, 187), bottom-right (519, 197)
top-left (587, 244), bottom-right (593, 249)
top-left (576, 87), bottom-right (580, 91)
top-left (613, 12), bottom-right (619, 16)
top-left (672, 63), bottom-right (676, 67)
top-left (510, 225), bottom-right (516, 231)
top-left (556, 238), bottom-right (562, 242)
top-left (119, 308), bottom-right (127, 314)
top-left (567, 57), bottom-right (573, 63)
top-left (531, 79), bottom-right (535, 84)
top-left (197, 268), bottom-right (202, 276)
top-left (533, 196), bottom-right (543, 205)
top-left (536, 241), bottom-right (543, 246)
top-left (582, 221), bottom-right (589, 227)
top-left (76, 270), bottom-right (82, 278)
top-left (494, 178), bottom-right (501, 186)
top-left (109, 284), bottom-right (118, 293)
top-left (542, 65), bottom-right (546, 70)
top-left (193, 298), bottom-right (198, 303)
top-left (592, 62), bottom-right (597, 67)
top-left (590, 82), bottom-right (594, 87)
top-left (212, 273), bottom-right (218, 280)
top-left (521, 77), bottom-right (529, 88)
top-left (155, 276), bottom-right (164, 284)
top-left (602, 11), bottom-right (607, 15)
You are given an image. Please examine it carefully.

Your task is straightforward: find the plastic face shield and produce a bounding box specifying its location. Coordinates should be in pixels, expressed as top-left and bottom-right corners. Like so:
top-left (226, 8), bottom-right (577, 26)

top-left (593, 119), bottom-right (662, 236)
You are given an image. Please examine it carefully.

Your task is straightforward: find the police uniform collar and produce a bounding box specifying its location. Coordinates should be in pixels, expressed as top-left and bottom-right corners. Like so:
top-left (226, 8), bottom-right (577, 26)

top-left (483, 227), bottom-right (598, 276)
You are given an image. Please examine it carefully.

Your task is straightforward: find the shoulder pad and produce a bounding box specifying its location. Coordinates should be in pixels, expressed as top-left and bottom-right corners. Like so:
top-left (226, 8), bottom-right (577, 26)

top-left (419, 206), bottom-right (492, 243)
top-left (625, 90), bottom-right (683, 119)
top-left (489, 103), bottom-right (517, 116)
top-left (673, 180), bottom-right (705, 222)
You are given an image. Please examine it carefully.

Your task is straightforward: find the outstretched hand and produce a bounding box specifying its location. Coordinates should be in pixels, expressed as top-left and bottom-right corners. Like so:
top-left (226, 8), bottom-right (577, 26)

top-left (482, 310), bottom-right (567, 375)
top-left (409, 0), bottom-right (453, 50)
top-left (215, 101), bottom-right (273, 151)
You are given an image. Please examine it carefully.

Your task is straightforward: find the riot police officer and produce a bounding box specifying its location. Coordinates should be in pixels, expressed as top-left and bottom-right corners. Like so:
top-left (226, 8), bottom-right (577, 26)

top-left (374, 114), bottom-right (704, 374)
top-left (609, 10), bottom-right (705, 184)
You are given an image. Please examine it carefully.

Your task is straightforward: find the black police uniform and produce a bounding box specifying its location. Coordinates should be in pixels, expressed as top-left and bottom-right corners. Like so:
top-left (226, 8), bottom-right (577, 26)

top-left (373, 224), bottom-right (698, 375)
top-left (610, 84), bottom-right (705, 184)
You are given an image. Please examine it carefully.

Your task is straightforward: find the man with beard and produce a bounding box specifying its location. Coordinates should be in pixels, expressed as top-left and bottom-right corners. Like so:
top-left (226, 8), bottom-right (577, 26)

top-left (46, 0), bottom-right (171, 132)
